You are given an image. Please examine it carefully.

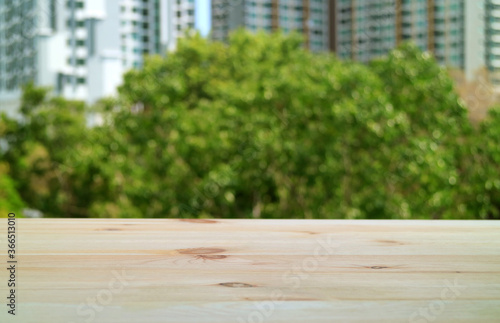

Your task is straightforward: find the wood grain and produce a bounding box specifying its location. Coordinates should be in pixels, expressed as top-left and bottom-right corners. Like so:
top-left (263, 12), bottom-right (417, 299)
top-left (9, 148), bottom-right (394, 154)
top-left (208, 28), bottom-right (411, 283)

top-left (1, 219), bottom-right (499, 322)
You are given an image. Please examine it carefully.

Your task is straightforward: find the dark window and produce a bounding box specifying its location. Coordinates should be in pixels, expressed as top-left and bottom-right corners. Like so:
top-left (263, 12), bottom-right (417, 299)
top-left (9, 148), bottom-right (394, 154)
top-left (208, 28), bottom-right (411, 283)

top-left (67, 19), bottom-right (84, 28)
top-left (88, 19), bottom-right (95, 55)
top-left (50, 0), bottom-right (57, 30)
top-left (68, 1), bottom-right (84, 9)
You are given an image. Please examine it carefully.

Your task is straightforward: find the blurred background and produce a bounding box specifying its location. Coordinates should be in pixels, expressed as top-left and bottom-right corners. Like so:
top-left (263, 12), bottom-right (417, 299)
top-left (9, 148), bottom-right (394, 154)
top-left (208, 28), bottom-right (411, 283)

top-left (1, 0), bottom-right (500, 220)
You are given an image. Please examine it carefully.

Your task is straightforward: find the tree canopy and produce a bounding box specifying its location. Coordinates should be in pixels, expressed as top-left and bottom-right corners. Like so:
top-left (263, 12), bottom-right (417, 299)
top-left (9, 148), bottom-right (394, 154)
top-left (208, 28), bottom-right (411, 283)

top-left (1, 30), bottom-right (499, 219)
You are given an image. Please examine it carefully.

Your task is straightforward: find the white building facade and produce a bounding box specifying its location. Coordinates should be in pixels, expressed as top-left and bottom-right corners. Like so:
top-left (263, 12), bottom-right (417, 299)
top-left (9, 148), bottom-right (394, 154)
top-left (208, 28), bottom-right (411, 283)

top-left (0, 0), bottom-right (197, 115)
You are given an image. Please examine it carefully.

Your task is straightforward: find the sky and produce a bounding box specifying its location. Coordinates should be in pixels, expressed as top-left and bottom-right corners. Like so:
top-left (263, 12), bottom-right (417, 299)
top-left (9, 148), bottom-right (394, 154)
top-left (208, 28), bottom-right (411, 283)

top-left (195, 0), bottom-right (211, 37)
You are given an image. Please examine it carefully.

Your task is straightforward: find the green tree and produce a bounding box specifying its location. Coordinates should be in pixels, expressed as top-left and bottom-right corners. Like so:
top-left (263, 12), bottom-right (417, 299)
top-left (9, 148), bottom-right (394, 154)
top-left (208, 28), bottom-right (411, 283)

top-left (464, 107), bottom-right (500, 219)
top-left (106, 31), bottom-right (478, 219)
top-left (2, 32), bottom-right (497, 220)
top-left (1, 82), bottom-right (112, 217)
top-left (0, 162), bottom-right (25, 217)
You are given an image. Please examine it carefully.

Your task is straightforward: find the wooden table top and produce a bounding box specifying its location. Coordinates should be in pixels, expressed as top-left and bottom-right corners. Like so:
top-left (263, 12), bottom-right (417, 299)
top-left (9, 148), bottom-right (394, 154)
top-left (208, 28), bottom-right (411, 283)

top-left (1, 219), bottom-right (499, 323)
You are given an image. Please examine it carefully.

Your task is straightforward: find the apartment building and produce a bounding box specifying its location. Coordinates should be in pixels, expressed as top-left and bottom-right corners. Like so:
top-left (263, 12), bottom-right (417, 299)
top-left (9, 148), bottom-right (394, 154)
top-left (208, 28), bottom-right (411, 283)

top-left (212, 0), bottom-right (332, 52)
top-left (0, 0), bottom-right (197, 115)
top-left (212, 0), bottom-right (245, 41)
top-left (485, 0), bottom-right (500, 85)
top-left (162, 0), bottom-right (196, 51)
top-left (212, 0), bottom-right (500, 85)
top-left (333, 0), bottom-right (485, 82)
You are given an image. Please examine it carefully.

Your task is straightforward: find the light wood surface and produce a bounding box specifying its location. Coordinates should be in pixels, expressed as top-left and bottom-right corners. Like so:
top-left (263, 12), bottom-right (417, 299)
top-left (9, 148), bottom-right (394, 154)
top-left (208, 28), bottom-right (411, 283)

top-left (1, 219), bottom-right (499, 322)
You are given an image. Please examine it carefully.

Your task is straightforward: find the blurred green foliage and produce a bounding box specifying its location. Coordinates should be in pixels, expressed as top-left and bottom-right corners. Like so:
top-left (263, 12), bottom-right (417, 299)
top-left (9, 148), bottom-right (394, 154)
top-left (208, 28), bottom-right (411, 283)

top-left (0, 163), bottom-right (24, 217)
top-left (1, 30), bottom-right (499, 219)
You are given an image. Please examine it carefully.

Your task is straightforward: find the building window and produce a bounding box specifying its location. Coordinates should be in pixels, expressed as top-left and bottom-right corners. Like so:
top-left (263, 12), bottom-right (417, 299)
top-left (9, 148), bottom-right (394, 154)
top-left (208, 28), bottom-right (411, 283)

top-left (67, 1), bottom-right (84, 9)
top-left (50, 0), bottom-right (57, 30)
top-left (77, 77), bottom-right (86, 84)
top-left (67, 20), bottom-right (85, 28)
